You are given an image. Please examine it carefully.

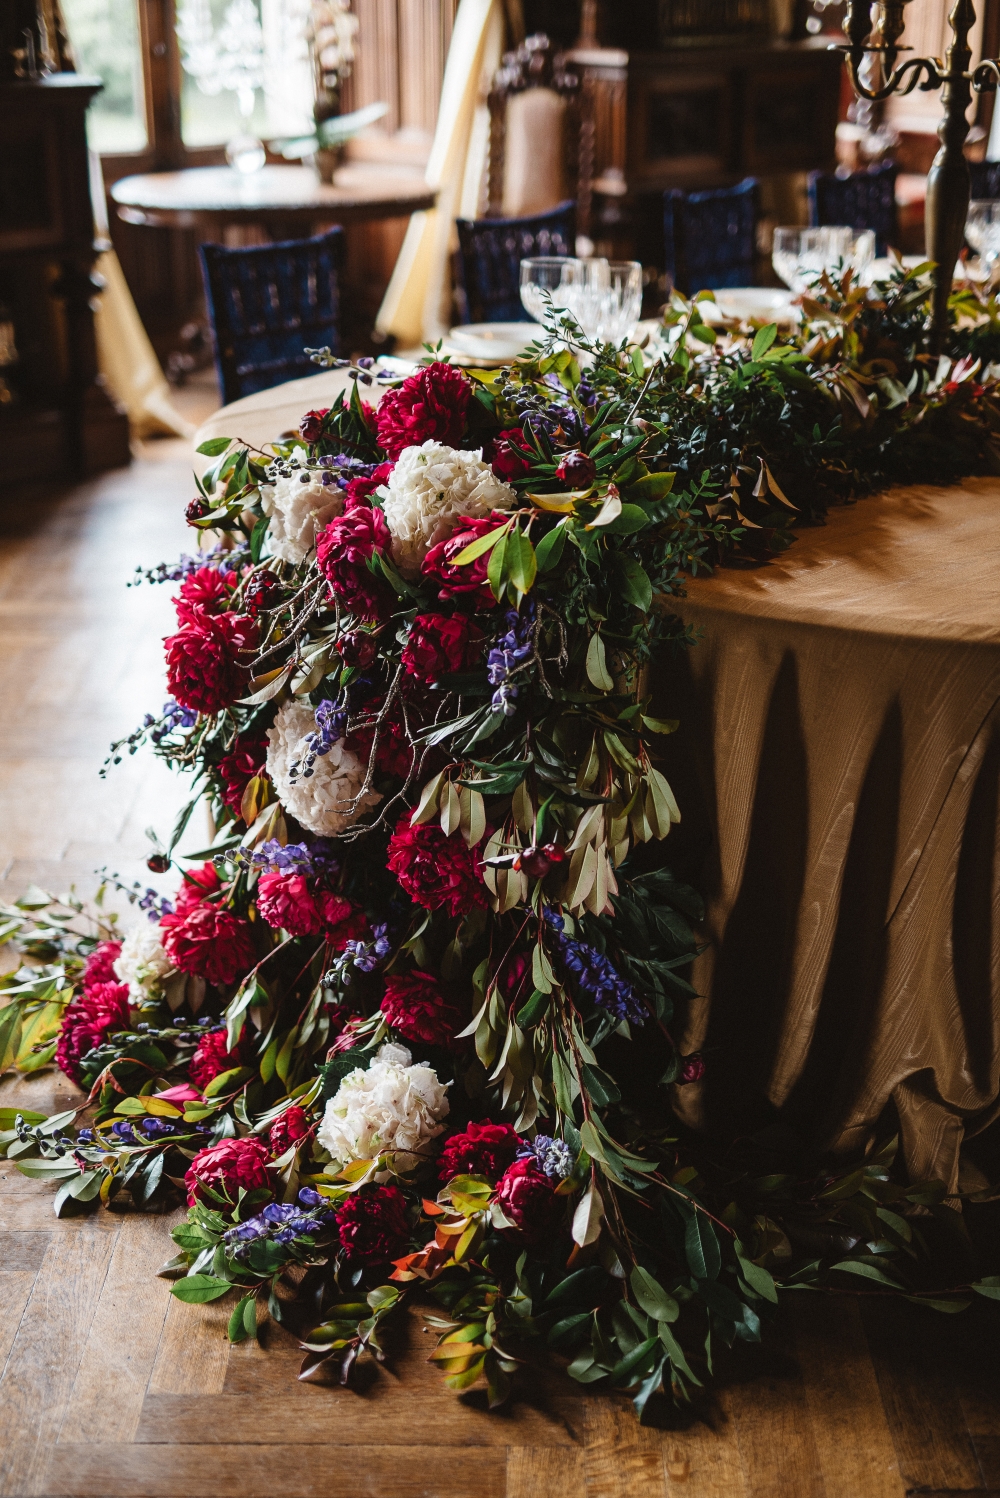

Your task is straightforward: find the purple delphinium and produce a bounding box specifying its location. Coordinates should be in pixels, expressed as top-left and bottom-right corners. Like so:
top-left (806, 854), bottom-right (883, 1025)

top-left (146, 699), bottom-right (199, 745)
top-left (487, 604), bottom-right (535, 716)
top-left (289, 699), bottom-right (348, 784)
top-left (247, 838), bottom-right (340, 878)
top-left (544, 908), bottom-right (645, 1026)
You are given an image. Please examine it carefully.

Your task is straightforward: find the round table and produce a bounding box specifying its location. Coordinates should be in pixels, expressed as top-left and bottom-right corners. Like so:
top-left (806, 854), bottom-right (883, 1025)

top-left (111, 163), bottom-right (436, 237)
top-left (663, 480), bottom-right (1000, 1192)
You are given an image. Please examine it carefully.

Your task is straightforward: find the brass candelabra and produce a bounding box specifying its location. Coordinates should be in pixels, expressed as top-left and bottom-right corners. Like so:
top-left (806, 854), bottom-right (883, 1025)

top-left (839, 0), bottom-right (1000, 350)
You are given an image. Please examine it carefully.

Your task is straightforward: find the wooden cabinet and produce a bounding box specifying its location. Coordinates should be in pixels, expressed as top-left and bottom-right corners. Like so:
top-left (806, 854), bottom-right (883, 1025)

top-left (0, 75), bottom-right (131, 484)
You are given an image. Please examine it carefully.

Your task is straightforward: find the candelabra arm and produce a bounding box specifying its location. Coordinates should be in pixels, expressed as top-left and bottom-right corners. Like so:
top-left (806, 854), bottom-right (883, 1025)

top-left (838, 50), bottom-right (943, 102)
top-left (971, 57), bottom-right (1000, 92)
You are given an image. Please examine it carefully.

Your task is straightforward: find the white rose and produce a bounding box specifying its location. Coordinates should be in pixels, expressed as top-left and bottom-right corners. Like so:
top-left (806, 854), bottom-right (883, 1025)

top-left (317, 1041), bottom-right (450, 1174)
top-left (266, 700), bottom-right (380, 836)
top-left (380, 441), bottom-right (515, 576)
top-left (259, 449), bottom-right (344, 564)
top-left (113, 922), bottom-right (173, 1000)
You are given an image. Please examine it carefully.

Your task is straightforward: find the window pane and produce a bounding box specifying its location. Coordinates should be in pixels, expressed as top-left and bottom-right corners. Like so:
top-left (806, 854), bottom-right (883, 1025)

top-left (177, 0), bottom-right (313, 148)
top-left (60, 0), bottom-right (148, 153)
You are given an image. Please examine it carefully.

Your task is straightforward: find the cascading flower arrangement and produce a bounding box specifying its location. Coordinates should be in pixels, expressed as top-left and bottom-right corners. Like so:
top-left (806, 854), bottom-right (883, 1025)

top-left (5, 273), bottom-right (1000, 1419)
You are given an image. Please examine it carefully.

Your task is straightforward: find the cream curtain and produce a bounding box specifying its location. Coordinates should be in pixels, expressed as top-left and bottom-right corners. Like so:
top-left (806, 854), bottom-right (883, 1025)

top-left (375, 0), bottom-right (505, 348)
top-left (87, 151), bottom-right (194, 441)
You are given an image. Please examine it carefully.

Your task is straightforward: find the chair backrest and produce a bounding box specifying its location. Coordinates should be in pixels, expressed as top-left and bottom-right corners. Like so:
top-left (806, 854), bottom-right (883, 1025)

top-left (455, 201), bottom-right (576, 323)
top-left (663, 178), bottom-right (759, 294)
top-left (807, 160), bottom-right (898, 256)
top-left (484, 34), bottom-right (595, 230)
top-left (199, 227), bottom-right (345, 406)
top-left (969, 160), bottom-right (1000, 201)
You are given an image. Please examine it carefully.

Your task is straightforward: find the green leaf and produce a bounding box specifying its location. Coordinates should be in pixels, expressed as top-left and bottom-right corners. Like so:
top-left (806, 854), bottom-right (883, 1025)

top-left (535, 520), bottom-right (567, 572)
top-left (751, 323), bottom-right (778, 360)
top-left (684, 1211), bottom-right (721, 1281)
top-left (586, 633), bottom-right (613, 692)
top-left (630, 1265), bottom-right (679, 1323)
top-left (736, 1255), bottom-right (778, 1304)
top-left (829, 1260), bottom-right (905, 1290)
top-left (603, 504), bottom-right (650, 537)
top-left (249, 518), bottom-right (270, 564)
top-left (487, 528), bottom-right (509, 602)
top-left (506, 529), bottom-right (537, 595)
top-left (624, 472), bottom-right (675, 503)
top-left (228, 1292), bottom-right (257, 1342)
top-left (0, 1002), bottom-right (23, 1074)
top-left (610, 1336), bottom-right (659, 1387)
top-left (515, 989), bottom-right (549, 1029)
top-left (171, 1274), bottom-right (233, 1304)
top-left (196, 437), bottom-right (232, 456)
top-left (451, 520), bottom-right (511, 565)
top-left (972, 1276), bottom-right (1000, 1301)
top-left (615, 554), bottom-right (653, 611)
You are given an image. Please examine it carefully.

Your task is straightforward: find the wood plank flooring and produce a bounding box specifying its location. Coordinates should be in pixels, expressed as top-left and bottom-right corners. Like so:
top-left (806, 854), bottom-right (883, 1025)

top-left (2, 424), bottom-right (1000, 1497)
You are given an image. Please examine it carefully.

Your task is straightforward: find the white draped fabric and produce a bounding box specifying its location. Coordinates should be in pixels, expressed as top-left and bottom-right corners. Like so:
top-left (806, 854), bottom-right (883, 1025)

top-left (375, 0), bottom-right (504, 348)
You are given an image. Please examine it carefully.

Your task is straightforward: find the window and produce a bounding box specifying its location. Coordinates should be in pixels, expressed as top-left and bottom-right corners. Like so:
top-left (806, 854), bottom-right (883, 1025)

top-left (177, 0), bottom-right (313, 148)
top-left (60, 0), bottom-right (147, 153)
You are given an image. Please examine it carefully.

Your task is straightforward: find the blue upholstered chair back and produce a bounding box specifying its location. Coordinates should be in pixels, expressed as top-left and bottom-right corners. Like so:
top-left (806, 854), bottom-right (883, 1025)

top-left (969, 160), bottom-right (1000, 201)
top-left (807, 161), bottom-right (898, 257)
top-left (199, 227), bottom-right (345, 406)
top-left (455, 201), bottom-right (576, 323)
top-left (663, 178), bottom-right (759, 294)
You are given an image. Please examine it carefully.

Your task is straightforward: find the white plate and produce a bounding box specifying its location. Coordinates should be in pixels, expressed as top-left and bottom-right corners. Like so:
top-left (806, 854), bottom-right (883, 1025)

top-left (701, 288), bottom-right (799, 324)
top-left (446, 322), bottom-right (541, 361)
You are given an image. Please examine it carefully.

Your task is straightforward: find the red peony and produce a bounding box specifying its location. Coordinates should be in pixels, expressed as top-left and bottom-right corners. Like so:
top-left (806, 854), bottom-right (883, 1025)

top-left (387, 816), bottom-right (487, 918)
top-left (173, 566), bottom-right (237, 626)
top-left (375, 362), bottom-right (471, 460)
top-left (299, 408), bottom-right (330, 443)
top-left (327, 1014), bottom-right (367, 1055)
top-left (268, 1104), bottom-right (312, 1156)
top-left (345, 461), bottom-right (393, 511)
top-left (677, 1053), bottom-right (705, 1085)
top-left (164, 611), bottom-right (258, 716)
top-left (490, 427), bottom-right (532, 482)
top-left (321, 895), bottom-right (371, 949)
top-left (216, 735), bottom-right (269, 819)
top-left (316, 503), bottom-right (394, 621)
top-left (242, 570), bottom-right (282, 619)
top-left (160, 902), bottom-right (255, 988)
top-left (380, 971), bottom-right (463, 1048)
top-left (495, 1157), bottom-right (564, 1245)
top-left (56, 980), bottom-right (131, 1086)
top-left (174, 861), bottom-right (222, 914)
top-left (188, 1028), bottom-right (242, 1091)
top-left (401, 612), bottom-right (483, 684)
top-left (421, 513), bottom-right (507, 608)
top-left (257, 871), bottom-right (327, 936)
top-left (336, 1184), bottom-right (410, 1265)
top-left (185, 1135), bottom-right (272, 1206)
top-left (437, 1119), bottom-right (520, 1184)
top-left (83, 940), bottom-right (122, 988)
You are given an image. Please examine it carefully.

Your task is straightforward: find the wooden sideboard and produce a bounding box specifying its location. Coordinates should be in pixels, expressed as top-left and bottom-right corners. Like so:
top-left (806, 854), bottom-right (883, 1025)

top-left (0, 74), bottom-right (131, 484)
top-left (568, 37), bottom-right (842, 266)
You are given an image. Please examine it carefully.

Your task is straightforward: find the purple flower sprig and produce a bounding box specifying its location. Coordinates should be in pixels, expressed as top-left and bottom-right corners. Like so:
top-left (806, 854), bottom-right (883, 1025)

top-left (246, 838), bottom-right (340, 878)
top-left (223, 1193), bottom-right (337, 1253)
top-left (289, 699), bottom-right (348, 784)
top-left (128, 547), bottom-right (231, 588)
top-left (544, 909), bottom-right (645, 1026)
top-left (516, 1134), bottom-right (574, 1180)
top-left (487, 604), bottom-right (535, 716)
top-left (324, 922), bottom-right (391, 987)
top-left (145, 699), bottom-right (199, 745)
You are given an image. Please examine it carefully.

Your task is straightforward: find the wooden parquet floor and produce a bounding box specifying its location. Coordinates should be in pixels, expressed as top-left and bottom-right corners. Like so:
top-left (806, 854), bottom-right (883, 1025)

top-left (2, 428), bottom-right (1000, 1497)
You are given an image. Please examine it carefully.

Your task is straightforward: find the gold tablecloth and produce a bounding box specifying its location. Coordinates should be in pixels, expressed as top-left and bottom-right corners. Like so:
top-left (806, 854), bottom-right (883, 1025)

top-left (665, 479), bottom-right (1000, 1191)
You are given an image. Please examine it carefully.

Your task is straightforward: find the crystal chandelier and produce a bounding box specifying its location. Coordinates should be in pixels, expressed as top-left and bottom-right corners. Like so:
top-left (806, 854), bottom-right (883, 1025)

top-left (176, 0), bottom-right (267, 170)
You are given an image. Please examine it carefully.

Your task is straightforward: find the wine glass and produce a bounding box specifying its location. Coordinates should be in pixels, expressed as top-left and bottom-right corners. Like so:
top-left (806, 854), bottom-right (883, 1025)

top-left (562, 257), bottom-right (610, 337)
top-left (772, 226), bottom-right (872, 292)
top-left (519, 257), bottom-right (583, 325)
top-left (966, 200), bottom-right (1000, 277)
top-left (593, 260), bottom-right (644, 344)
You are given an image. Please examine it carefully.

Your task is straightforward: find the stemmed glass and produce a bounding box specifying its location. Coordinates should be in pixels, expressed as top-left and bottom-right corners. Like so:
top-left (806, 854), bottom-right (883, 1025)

top-left (772, 226), bottom-right (875, 292)
top-left (592, 260), bottom-right (644, 344)
top-left (519, 257), bottom-right (583, 324)
top-left (965, 201), bottom-right (1000, 279)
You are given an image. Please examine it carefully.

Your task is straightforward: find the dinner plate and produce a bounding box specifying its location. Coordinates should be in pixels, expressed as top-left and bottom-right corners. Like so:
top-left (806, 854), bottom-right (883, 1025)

top-left (700, 287), bottom-right (799, 324)
top-left (446, 321), bottom-right (541, 361)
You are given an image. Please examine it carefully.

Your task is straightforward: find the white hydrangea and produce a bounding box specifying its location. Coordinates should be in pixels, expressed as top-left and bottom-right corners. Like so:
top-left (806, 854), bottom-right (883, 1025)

top-left (266, 700), bottom-right (381, 836)
top-left (259, 449), bottom-right (345, 564)
top-left (317, 1042), bottom-right (450, 1174)
top-left (113, 922), bottom-right (173, 1000)
top-left (380, 441), bottom-right (515, 576)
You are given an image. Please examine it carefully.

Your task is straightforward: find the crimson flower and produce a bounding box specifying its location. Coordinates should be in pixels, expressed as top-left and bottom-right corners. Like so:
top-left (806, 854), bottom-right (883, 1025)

top-left (336, 1184), bottom-right (410, 1265)
top-left (299, 408), bottom-right (330, 442)
top-left (83, 940), bottom-right (122, 988)
top-left (268, 1104), bottom-right (312, 1155)
top-left (164, 611), bottom-right (258, 716)
top-left (401, 612), bottom-right (483, 684)
top-left (173, 566), bottom-right (237, 626)
top-left (375, 362), bottom-right (471, 459)
top-left (174, 861), bottom-right (222, 914)
top-left (490, 427), bottom-right (532, 482)
top-left (188, 1028), bottom-right (242, 1091)
top-left (185, 1135), bottom-right (272, 1205)
top-left (437, 1120), bottom-right (520, 1183)
top-left (55, 981), bottom-right (131, 1086)
top-left (421, 513), bottom-right (507, 608)
top-left (387, 816), bottom-right (487, 918)
top-left (345, 461), bottom-right (393, 510)
top-left (495, 1157), bottom-right (564, 1245)
top-left (216, 735), bottom-right (269, 819)
top-left (160, 902), bottom-right (255, 988)
top-left (380, 971), bottom-right (463, 1048)
top-left (316, 503), bottom-right (394, 621)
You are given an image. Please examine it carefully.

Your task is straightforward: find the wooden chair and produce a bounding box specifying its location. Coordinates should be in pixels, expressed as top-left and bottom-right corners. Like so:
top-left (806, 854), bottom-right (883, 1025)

top-left (455, 201), bottom-right (576, 324)
top-left (199, 227), bottom-right (345, 405)
top-left (807, 160), bottom-right (899, 257)
top-left (663, 178), bottom-right (759, 294)
top-left (482, 34), bottom-right (586, 224)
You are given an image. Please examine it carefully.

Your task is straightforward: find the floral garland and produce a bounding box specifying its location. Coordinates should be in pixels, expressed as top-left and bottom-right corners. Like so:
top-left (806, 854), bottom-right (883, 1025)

top-left (4, 278), bottom-right (1000, 1420)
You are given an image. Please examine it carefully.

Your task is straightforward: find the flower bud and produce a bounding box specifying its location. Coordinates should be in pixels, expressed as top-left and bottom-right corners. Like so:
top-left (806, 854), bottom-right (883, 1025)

top-left (555, 450), bottom-right (596, 488)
